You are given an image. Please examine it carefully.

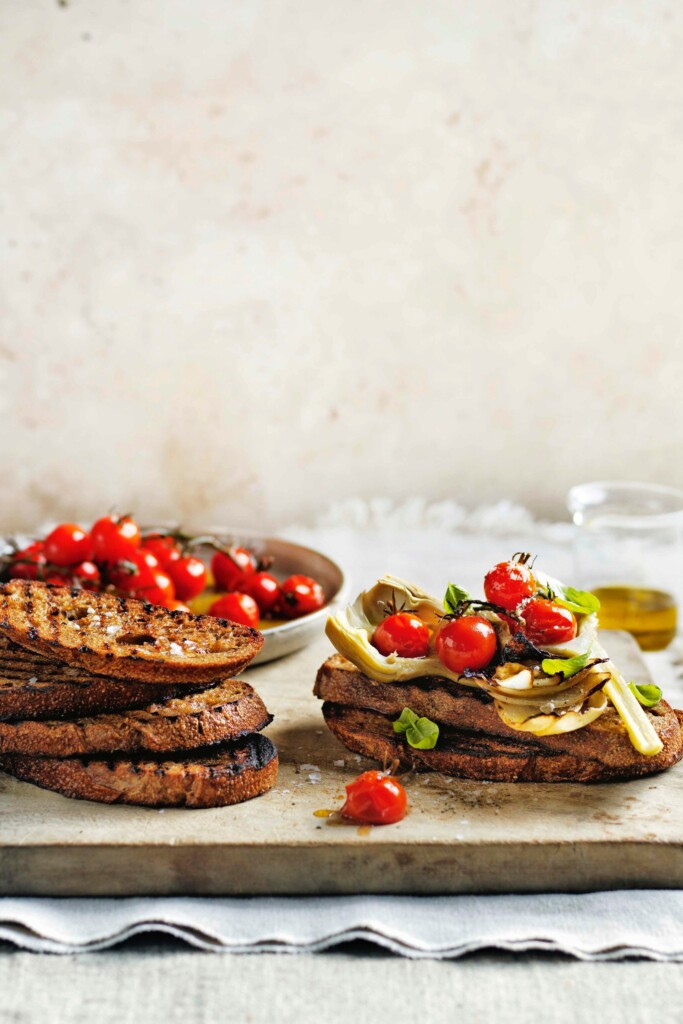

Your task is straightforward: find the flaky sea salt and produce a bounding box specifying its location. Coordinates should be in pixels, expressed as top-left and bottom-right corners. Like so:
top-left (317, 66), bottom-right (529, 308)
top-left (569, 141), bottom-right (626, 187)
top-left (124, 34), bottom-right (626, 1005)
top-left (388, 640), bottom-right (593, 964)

top-left (28, 676), bottom-right (37, 684)
top-left (300, 763), bottom-right (320, 772)
top-left (169, 642), bottom-right (183, 656)
top-left (333, 759), bottom-right (345, 767)
top-left (307, 773), bottom-right (321, 783)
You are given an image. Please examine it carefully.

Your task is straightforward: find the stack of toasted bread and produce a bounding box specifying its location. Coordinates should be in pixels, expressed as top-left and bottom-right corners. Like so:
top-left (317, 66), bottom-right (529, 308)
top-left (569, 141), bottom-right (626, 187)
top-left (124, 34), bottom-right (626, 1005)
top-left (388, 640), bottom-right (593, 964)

top-left (0, 580), bottom-right (277, 808)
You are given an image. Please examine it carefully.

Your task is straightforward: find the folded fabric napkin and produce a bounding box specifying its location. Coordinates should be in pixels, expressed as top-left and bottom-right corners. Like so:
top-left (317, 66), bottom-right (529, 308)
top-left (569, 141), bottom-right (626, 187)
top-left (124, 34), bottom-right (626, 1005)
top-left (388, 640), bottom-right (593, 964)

top-left (2, 892), bottom-right (683, 958)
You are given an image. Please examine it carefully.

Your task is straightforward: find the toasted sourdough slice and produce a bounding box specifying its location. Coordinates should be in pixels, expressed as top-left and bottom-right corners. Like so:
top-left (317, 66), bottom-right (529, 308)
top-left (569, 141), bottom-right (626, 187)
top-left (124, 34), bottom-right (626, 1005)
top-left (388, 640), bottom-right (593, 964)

top-left (0, 678), bottom-right (271, 757)
top-left (0, 581), bottom-right (263, 684)
top-left (0, 733), bottom-right (278, 808)
top-left (322, 703), bottom-right (683, 783)
top-left (0, 635), bottom-right (209, 721)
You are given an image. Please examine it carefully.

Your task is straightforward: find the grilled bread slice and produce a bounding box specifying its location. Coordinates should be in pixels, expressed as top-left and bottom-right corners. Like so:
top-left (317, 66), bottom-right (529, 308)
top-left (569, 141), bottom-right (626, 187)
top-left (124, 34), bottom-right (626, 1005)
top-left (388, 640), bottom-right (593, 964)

top-left (0, 678), bottom-right (271, 757)
top-left (0, 733), bottom-right (278, 808)
top-left (0, 581), bottom-right (263, 684)
top-left (0, 635), bottom-right (208, 721)
top-left (322, 702), bottom-right (683, 782)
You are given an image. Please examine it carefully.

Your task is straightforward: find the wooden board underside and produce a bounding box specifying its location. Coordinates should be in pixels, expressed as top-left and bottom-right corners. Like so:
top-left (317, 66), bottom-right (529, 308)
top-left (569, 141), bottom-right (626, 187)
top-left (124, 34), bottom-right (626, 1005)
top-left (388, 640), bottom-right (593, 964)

top-left (1, 631), bottom-right (681, 896)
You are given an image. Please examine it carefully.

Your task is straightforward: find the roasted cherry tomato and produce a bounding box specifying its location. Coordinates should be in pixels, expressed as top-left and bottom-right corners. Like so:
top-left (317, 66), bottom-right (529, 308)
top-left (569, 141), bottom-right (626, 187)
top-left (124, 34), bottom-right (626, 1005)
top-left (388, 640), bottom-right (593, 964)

top-left (167, 555), bottom-right (208, 601)
top-left (9, 542), bottom-right (46, 580)
top-left (372, 612), bottom-right (430, 658)
top-left (435, 615), bottom-right (497, 674)
top-left (142, 535), bottom-right (181, 569)
top-left (521, 598), bottom-right (577, 645)
top-left (164, 598), bottom-right (191, 612)
top-left (240, 571), bottom-right (281, 615)
top-left (209, 592), bottom-right (260, 628)
top-left (341, 770), bottom-right (408, 826)
top-left (72, 560), bottom-right (101, 590)
top-left (211, 547), bottom-right (257, 591)
top-left (90, 515), bottom-right (141, 564)
top-left (279, 575), bottom-right (325, 618)
top-left (44, 523), bottom-right (91, 567)
top-left (484, 559), bottom-right (536, 611)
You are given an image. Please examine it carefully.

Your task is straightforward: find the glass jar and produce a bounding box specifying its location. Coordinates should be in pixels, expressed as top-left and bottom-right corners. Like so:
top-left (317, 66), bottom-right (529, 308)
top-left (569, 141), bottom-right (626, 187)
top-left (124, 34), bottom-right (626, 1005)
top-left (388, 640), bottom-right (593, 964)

top-left (567, 481), bottom-right (683, 651)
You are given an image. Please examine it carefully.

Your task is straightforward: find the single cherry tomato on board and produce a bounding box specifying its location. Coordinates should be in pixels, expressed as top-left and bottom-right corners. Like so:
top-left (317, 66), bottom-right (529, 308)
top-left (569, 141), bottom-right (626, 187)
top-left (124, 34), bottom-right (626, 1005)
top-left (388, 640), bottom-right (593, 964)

top-left (142, 535), bottom-right (181, 570)
top-left (164, 598), bottom-right (191, 613)
top-left (90, 515), bottom-right (141, 564)
top-left (211, 547), bottom-right (257, 591)
top-left (240, 572), bottom-right (281, 615)
top-left (9, 542), bottom-right (46, 580)
top-left (435, 615), bottom-right (497, 674)
top-left (341, 770), bottom-right (408, 826)
top-left (521, 598), bottom-right (577, 645)
top-left (44, 523), bottom-right (91, 567)
top-left (279, 575), bottom-right (325, 619)
top-left (372, 612), bottom-right (430, 658)
top-left (484, 560), bottom-right (536, 611)
top-left (209, 592), bottom-right (260, 628)
top-left (167, 555), bottom-right (208, 601)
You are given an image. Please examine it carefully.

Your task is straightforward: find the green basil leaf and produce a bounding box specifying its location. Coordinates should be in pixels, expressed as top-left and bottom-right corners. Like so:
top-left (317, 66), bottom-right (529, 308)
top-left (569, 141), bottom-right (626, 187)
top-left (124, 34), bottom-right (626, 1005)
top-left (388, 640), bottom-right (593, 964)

top-left (541, 650), bottom-right (592, 680)
top-left (629, 682), bottom-right (662, 708)
top-left (444, 583), bottom-right (470, 614)
top-left (392, 707), bottom-right (418, 734)
top-left (392, 707), bottom-right (440, 749)
top-left (555, 586), bottom-right (601, 616)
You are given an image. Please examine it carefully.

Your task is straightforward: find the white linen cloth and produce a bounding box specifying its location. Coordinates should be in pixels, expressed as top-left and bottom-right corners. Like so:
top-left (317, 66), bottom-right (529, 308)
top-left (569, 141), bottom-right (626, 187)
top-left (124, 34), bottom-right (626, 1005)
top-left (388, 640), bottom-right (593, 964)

top-left (3, 892), bottom-right (683, 958)
top-left (3, 500), bottom-right (683, 957)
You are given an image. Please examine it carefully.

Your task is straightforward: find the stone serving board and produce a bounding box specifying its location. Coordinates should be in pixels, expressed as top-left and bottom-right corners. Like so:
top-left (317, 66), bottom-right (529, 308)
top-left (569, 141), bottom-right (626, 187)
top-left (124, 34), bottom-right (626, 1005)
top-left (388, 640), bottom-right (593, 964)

top-left (0, 630), bottom-right (681, 896)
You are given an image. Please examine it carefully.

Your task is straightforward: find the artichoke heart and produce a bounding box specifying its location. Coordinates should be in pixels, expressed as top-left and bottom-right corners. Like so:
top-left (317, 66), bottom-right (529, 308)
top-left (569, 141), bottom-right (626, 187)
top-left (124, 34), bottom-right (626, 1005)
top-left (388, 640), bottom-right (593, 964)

top-left (325, 575), bottom-right (468, 685)
top-left (496, 688), bottom-right (609, 736)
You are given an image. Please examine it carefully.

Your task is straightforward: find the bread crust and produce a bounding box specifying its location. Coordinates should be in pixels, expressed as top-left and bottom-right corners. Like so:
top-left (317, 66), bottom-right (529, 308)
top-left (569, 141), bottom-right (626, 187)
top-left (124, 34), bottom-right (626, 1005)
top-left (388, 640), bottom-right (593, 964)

top-left (0, 636), bottom-right (207, 721)
top-left (317, 656), bottom-right (683, 782)
top-left (0, 733), bottom-right (278, 808)
top-left (0, 581), bottom-right (263, 684)
top-left (0, 678), bottom-right (271, 757)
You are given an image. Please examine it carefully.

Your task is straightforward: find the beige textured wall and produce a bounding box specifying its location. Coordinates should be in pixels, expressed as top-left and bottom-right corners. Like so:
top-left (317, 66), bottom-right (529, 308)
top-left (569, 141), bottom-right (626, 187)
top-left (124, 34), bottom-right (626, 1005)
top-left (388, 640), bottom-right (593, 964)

top-left (2, 1), bottom-right (682, 532)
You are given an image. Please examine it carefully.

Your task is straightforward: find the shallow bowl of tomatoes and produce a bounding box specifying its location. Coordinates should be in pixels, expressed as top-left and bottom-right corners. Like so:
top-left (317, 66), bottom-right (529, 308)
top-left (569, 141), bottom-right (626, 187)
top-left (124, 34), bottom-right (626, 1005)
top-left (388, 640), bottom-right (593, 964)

top-left (0, 517), bottom-right (348, 666)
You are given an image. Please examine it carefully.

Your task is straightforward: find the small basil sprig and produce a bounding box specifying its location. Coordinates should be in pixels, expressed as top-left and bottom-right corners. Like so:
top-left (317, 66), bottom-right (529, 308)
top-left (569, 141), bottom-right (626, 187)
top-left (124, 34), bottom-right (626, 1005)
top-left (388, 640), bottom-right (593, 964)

top-left (555, 586), bottom-right (601, 616)
top-left (539, 579), bottom-right (600, 616)
top-left (444, 583), bottom-right (471, 614)
top-left (629, 682), bottom-right (662, 708)
top-left (541, 649), bottom-right (593, 680)
top-left (393, 707), bottom-right (440, 749)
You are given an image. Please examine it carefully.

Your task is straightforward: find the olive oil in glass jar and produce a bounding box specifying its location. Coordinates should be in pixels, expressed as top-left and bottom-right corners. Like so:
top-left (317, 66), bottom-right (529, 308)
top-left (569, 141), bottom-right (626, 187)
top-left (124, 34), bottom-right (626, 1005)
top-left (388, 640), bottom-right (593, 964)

top-left (567, 482), bottom-right (683, 653)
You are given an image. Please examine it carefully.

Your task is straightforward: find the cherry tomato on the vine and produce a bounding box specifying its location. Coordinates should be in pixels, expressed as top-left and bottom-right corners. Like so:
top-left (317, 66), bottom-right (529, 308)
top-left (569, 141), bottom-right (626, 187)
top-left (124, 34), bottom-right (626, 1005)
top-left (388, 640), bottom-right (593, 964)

top-left (167, 555), bottom-right (207, 601)
top-left (110, 549), bottom-right (161, 595)
top-left (484, 560), bottom-right (536, 611)
top-left (91, 515), bottom-right (141, 564)
top-left (133, 569), bottom-right (175, 605)
top-left (143, 535), bottom-right (181, 570)
top-left (240, 571), bottom-right (281, 615)
top-left (164, 598), bottom-right (191, 613)
top-left (521, 598), bottom-right (577, 645)
top-left (341, 770), bottom-right (408, 826)
top-left (209, 592), bottom-right (260, 628)
top-left (44, 523), bottom-right (91, 567)
top-left (72, 560), bottom-right (101, 590)
top-left (10, 542), bottom-right (46, 580)
top-left (435, 614), bottom-right (497, 674)
top-left (211, 547), bottom-right (257, 592)
top-left (372, 612), bottom-right (430, 658)
top-left (279, 575), bottom-right (325, 619)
